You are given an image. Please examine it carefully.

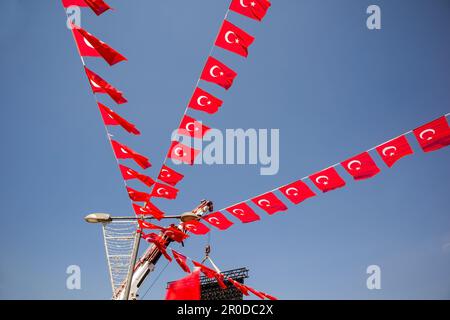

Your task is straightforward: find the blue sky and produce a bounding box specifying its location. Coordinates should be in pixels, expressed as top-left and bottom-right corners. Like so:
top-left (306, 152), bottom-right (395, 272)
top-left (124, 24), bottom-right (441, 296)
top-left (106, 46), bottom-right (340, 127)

top-left (0, 0), bottom-right (449, 299)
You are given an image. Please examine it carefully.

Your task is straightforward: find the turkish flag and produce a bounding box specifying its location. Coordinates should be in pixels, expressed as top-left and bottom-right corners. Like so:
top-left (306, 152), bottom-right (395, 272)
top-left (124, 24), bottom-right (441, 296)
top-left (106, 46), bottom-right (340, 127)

top-left (203, 212), bottom-right (234, 230)
top-left (84, 0), bottom-right (111, 15)
top-left (150, 182), bottom-right (179, 200)
top-left (413, 116), bottom-right (450, 153)
top-left (84, 67), bottom-right (127, 104)
top-left (133, 203), bottom-right (164, 220)
top-left (111, 140), bottom-right (151, 169)
top-left (165, 270), bottom-right (200, 300)
top-left (171, 249), bottom-right (191, 273)
top-left (182, 220), bottom-right (210, 235)
top-left (126, 186), bottom-right (150, 202)
top-left (62, 0), bottom-right (88, 7)
top-left (119, 165), bottom-right (154, 187)
top-left (376, 135), bottom-right (413, 168)
top-left (167, 141), bottom-right (200, 165)
top-left (164, 226), bottom-right (189, 243)
top-left (200, 56), bottom-right (237, 90)
top-left (215, 20), bottom-right (254, 57)
top-left (251, 192), bottom-right (288, 215)
top-left (98, 103), bottom-right (140, 135)
top-left (279, 180), bottom-right (316, 205)
top-left (141, 232), bottom-right (172, 262)
top-left (226, 202), bottom-right (260, 223)
top-left (137, 219), bottom-right (164, 230)
top-left (310, 167), bottom-right (346, 193)
top-left (192, 261), bottom-right (227, 289)
top-left (227, 277), bottom-right (249, 296)
top-left (72, 24), bottom-right (126, 65)
top-left (178, 115), bottom-right (211, 138)
top-left (229, 0), bottom-right (271, 21)
top-left (158, 165), bottom-right (184, 186)
top-left (341, 152), bottom-right (381, 180)
top-left (188, 87), bottom-right (223, 114)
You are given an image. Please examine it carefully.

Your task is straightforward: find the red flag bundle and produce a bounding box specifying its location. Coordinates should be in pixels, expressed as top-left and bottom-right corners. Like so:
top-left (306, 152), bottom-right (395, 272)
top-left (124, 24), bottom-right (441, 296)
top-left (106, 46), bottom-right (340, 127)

top-left (158, 165), bottom-right (184, 186)
top-left (150, 182), bottom-right (179, 200)
top-left (182, 220), bottom-right (210, 235)
top-left (132, 202), bottom-right (165, 220)
top-left (171, 249), bottom-right (191, 273)
top-left (62, 0), bottom-right (112, 16)
top-left (200, 57), bottom-right (237, 90)
top-left (375, 135), bottom-right (413, 168)
top-left (341, 152), bottom-right (381, 180)
top-left (137, 219), bottom-right (164, 230)
top-left (165, 270), bottom-right (200, 300)
top-left (178, 115), bottom-right (211, 138)
top-left (141, 232), bottom-right (172, 262)
top-left (126, 186), bottom-right (150, 202)
top-left (192, 261), bottom-right (227, 289)
top-left (251, 192), bottom-right (288, 215)
top-left (98, 103), bottom-right (140, 135)
top-left (225, 202), bottom-right (260, 223)
top-left (215, 20), bottom-right (255, 57)
top-left (84, 67), bottom-right (127, 104)
top-left (119, 165), bottom-right (154, 187)
top-left (167, 141), bottom-right (200, 165)
top-left (164, 226), bottom-right (189, 243)
top-left (203, 212), bottom-right (234, 230)
top-left (229, 0), bottom-right (271, 21)
top-left (111, 140), bottom-right (151, 169)
top-left (72, 24), bottom-right (126, 65)
top-left (188, 87), bottom-right (223, 114)
top-left (413, 116), bottom-right (450, 153)
top-left (309, 167), bottom-right (346, 193)
top-left (279, 180), bottom-right (316, 204)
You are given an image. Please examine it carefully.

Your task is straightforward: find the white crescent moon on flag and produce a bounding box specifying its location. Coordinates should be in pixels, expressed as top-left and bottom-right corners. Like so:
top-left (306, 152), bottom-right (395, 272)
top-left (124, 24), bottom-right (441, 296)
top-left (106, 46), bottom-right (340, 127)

top-left (207, 217), bottom-right (220, 225)
top-left (285, 187), bottom-right (298, 196)
top-left (139, 207), bottom-right (147, 213)
top-left (157, 188), bottom-right (166, 195)
top-left (83, 37), bottom-right (95, 49)
top-left (240, 0), bottom-right (249, 7)
top-left (126, 169), bottom-right (133, 176)
top-left (232, 208), bottom-right (245, 216)
top-left (257, 199), bottom-right (271, 207)
top-left (347, 160), bottom-right (362, 171)
top-left (160, 169), bottom-right (170, 178)
top-left (225, 31), bottom-right (235, 44)
top-left (209, 65), bottom-right (220, 78)
top-left (186, 122), bottom-right (196, 132)
top-left (419, 129), bottom-right (435, 141)
top-left (382, 146), bottom-right (397, 157)
top-left (120, 147), bottom-right (128, 154)
top-left (174, 147), bottom-right (184, 157)
top-left (197, 96), bottom-right (208, 107)
top-left (315, 175), bottom-right (329, 185)
top-left (90, 79), bottom-right (101, 88)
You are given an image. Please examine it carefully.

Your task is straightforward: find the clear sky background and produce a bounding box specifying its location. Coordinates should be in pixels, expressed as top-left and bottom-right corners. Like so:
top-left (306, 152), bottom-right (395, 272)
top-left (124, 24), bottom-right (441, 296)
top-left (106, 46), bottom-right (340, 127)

top-left (0, 0), bottom-right (449, 300)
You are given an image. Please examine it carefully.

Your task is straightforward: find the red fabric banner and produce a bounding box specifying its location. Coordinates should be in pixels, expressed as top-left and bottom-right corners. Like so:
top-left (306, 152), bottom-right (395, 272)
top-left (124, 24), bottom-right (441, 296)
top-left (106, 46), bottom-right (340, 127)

top-left (192, 261), bottom-right (227, 289)
top-left (84, 0), bottom-right (111, 16)
top-left (279, 180), bottom-right (316, 204)
top-left (141, 232), bottom-right (172, 262)
top-left (137, 220), bottom-right (164, 230)
top-left (309, 167), bottom-right (346, 193)
top-left (119, 165), bottom-right (154, 187)
top-left (167, 141), bottom-right (200, 165)
top-left (341, 151), bottom-right (381, 180)
top-left (251, 192), bottom-right (288, 215)
top-left (126, 186), bottom-right (150, 202)
top-left (111, 140), bottom-right (151, 169)
top-left (84, 67), bottom-right (127, 104)
top-left (375, 135), bottom-right (413, 168)
top-left (225, 202), bottom-right (260, 223)
top-left (200, 56), bottom-right (237, 90)
top-left (182, 220), bottom-right (210, 235)
top-left (171, 249), bottom-right (191, 273)
top-left (165, 270), bottom-right (200, 300)
top-left (62, 0), bottom-right (88, 7)
top-left (178, 115), bottom-right (211, 138)
top-left (164, 226), bottom-right (189, 243)
top-left (132, 202), bottom-right (165, 220)
top-left (150, 182), bottom-right (179, 200)
top-left (158, 165), bottom-right (184, 186)
top-left (188, 87), bottom-right (223, 114)
top-left (413, 116), bottom-right (450, 153)
top-left (215, 20), bottom-right (255, 57)
top-left (98, 103), bottom-right (140, 135)
top-left (229, 0), bottom-right (271, 21)
top-left (203, 212), bottom-right (234, 230)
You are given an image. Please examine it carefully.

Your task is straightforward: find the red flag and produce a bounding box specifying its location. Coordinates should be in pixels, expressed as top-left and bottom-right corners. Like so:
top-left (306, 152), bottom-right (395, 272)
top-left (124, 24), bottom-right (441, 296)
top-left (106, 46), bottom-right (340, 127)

top-left (158, 165), bottom-right (184, 186)
top-left (126, 186), bottom-right (150, 202)
top-left (165, 270), bottom-right (200, 300)
top-left (98, 103), bottom-right (140, 135)
top-left (252, 192), bottom-right (288, 215)
top-left (279, 180), bottom-right (316, 205)
top-left (310, 167), bottom-right (346, 193)
top-left (178, 115), bottom-right (211, 138)
top-left (119, 165), bottom-right (154, 187)
top-left (72, 24), bottom-right (126, 65)
top-left (111, 140), bottom-right (151, 169)
top-left (259, 291), bottom-right (278, 300)
top-left (375, 135), bottom-right (413, 168)
top-left (246, 285), bottom-right (266, 299)
top-left (133, 203), bottom-right (164, 220)
top-left (203, 212), bottom-right (234, 230)
top-left (229, 0), bottom-right (271, 21)
top-left (341, 152), bottom-right (381, 181)
top-left (226, 203), bottom-right (260, 223)
top-left (164, 226), bottom-right (189, 243)
top-left (137, 219), bottom-right (164, 230)
top-left (188, 87), bottom-right (223, 114)
top-left (84, 0), bottom-right (111, 16)
top-left (182, 220), bottom-right (210, 235)
top-left (215, 20), bottom-right (255, 57)
top-left (167, 141), bottom-right (200, 165)
top-left (413, 116), bottom-right (450, 153)
top-left (141, 232), bottom-right (172, 262)
top-left (192, 261), bottom-right (227, 289)
top-left (150, 182), bottom-right (179, 200)
top-left (84, 67), bottom-right (127, 104)
top-left (200, 56), bottom-right (237, 90)
top-left (227, 277), bottom-right (249, 296)
top-left (171, 249), bottom-right (191, 273)
top-left (71, 26), bottom-right (100, 57)
top-left (62, 0), bottom-right (88, 7)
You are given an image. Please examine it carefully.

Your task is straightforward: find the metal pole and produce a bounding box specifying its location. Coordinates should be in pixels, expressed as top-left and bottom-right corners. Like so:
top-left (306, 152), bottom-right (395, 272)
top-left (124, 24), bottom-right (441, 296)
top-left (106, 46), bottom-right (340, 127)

top-left (123, 229), bottom-right (141, 300)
